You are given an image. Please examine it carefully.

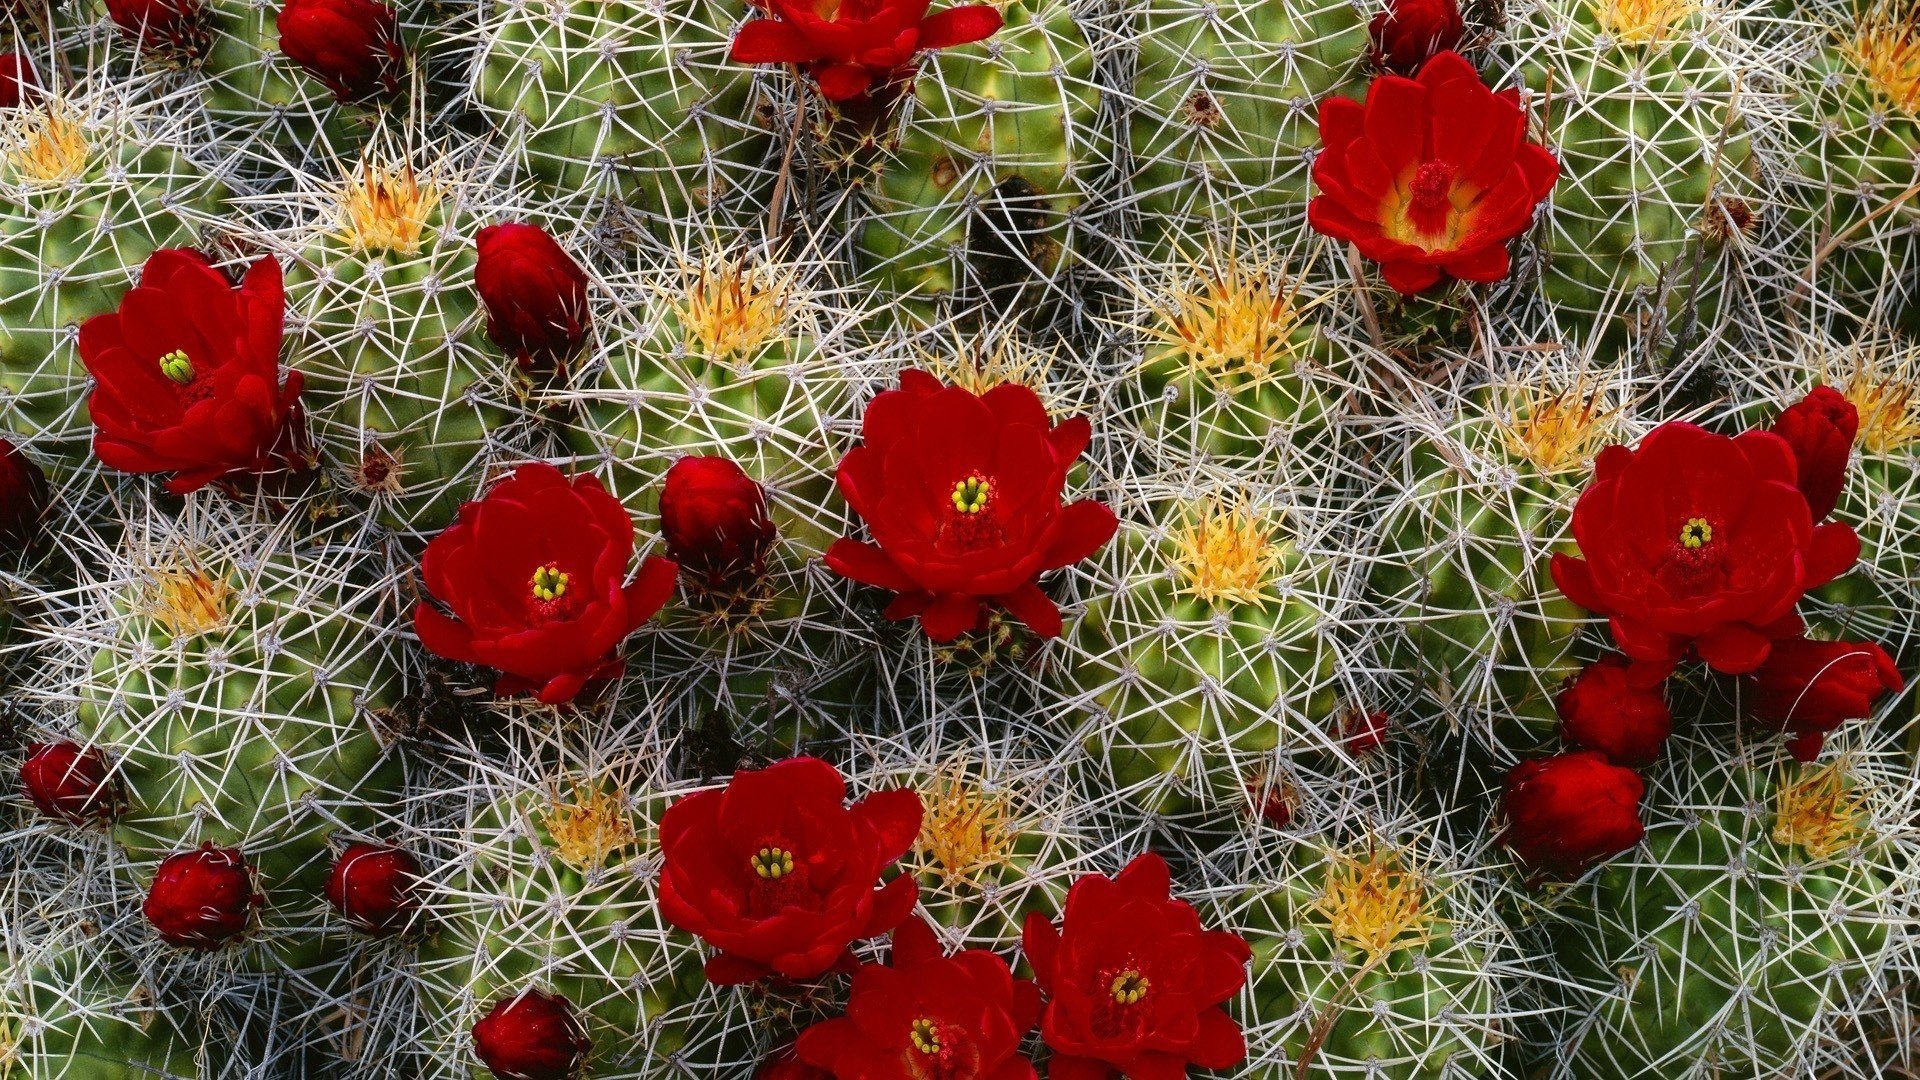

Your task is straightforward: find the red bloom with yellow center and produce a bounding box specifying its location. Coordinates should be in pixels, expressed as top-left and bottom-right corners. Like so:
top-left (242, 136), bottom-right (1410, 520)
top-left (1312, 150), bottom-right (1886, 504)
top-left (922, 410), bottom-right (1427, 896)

top-left (1308, 50), bottom-right (1558, 295)
top-left (658, 756), bottom-right (923, 986)
top-left (826, 371), bottom-right (1117, 642)
top-left (730, 0), bottom-right (1003, 102)
top-left (413, 463), bottom-right (678, 704)
top-left (1551, 422), bottom-right (1860, 681)
top-left (1022, 853), bottom-right (1251, 1079)
top-left (791, 917), bottom-right (1042, 1078)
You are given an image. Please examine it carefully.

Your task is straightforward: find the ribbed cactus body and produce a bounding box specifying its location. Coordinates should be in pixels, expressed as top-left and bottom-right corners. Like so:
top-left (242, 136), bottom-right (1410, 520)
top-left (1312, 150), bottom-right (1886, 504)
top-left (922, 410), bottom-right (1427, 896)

top-left (0, 103), bottom-right (225, 449)
top-left (3, 945), bottom-right (200, 1078)
top-left (1128, 0), bottom-right (1367, 250)
top-left (472, 0), bottom-right (771, 224)
top-left (1066, 497), bottom-right (1343, 834)
top-left (72, 506), bottom-right (404, 972)
top-left (1508, 0), bottom-right (1759, 326)
top-left (413, 784), bottom-right (735, 1078)
top-left (279, 170), bottom-right (522, 535)
top-left (1548, 734), bottom-right (1911, 1079)
top-left (188, 0), bottom-right (368, 167)
top-left (855, 0), bottom-right (1099, 322)
top-left (1225, 835), bottom-right (1528, 1078)
top-left (1367, 400), bottom-right (1593, 756)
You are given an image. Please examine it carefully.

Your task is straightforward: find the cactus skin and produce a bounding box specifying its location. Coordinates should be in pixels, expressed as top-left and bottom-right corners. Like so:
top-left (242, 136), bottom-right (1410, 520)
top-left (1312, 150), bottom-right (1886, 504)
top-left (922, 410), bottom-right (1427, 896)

top-left (1064, 492), bottom-right (1345, 839)
top-left (471, 0), bottom-right (772, 226)
top-left (1505, 0), bottom-right (1761, 331)
top-left (0, 98), bottom-right (226, 451)
top-left (1366, 392), bottom-right (1600, 758)
top-left (70, 501), bottom-right (404, 975)
top-left (1126, 0), bottom-right (1368, 252)
top-left (855, 0), bottom-right (1100, 324)
top-left (1545, 729), bottom-right (1912, 1080)
top-left (275, 163), bottom-right (525, 536)
top-left (2, 939), bottom-right (203, 1078)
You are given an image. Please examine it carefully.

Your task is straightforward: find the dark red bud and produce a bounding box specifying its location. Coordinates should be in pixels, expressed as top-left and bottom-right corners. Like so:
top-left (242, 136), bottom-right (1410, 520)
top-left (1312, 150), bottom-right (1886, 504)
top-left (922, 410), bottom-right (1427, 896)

top-left (20, 741), bottom-right (119, 824)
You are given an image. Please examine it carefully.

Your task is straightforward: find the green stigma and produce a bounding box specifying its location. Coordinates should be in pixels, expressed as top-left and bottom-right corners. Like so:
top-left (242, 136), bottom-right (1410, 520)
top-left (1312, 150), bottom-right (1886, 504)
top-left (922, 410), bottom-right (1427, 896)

top-left (950, 475), bottom-right (991, 515)
top-left (158, 349), bottom-right (194, 385)
top-left (1110, 970), bottom-right (1150, 1005)
top-left (908, 1018), bottom-right (942, 1055)
top-left (1679, 517), bottom-right (1713, 550)
top-left (751, 846), bottom-right (795, 880)
top-left (531, 564), bottom-right (569, 601)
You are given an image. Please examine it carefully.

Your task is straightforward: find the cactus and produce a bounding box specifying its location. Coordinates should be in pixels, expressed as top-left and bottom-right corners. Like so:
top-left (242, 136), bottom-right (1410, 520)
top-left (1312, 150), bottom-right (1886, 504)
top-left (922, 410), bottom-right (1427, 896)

top-left (265, 148), bottom-right (530, 535)
top-left (1124, 0), bottom-right (1369, 253)
top-left (1060, 483), bottom-right (1349, 840)
top-left (1544, 725), bottom-right (1916, 1079)
top-left (0, 86), bottom-right (227, 452)
top-left (853, 0), bottom-right (1102, 325)
top-left (468, 0), bottom-right (773, 227)
top-left (1365, 377), bottom-right (1612, 759)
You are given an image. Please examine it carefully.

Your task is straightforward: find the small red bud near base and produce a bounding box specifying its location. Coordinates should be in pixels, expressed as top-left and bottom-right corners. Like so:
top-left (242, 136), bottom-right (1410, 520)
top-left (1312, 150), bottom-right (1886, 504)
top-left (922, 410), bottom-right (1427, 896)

top-left (20, 741), bottom-right (119, 824)
top-left (1336, 707), bottom-right (1390, 755)
top-left (276, 0), bottom-right (406, 103)
top-left (0, 438), bottom-right (50, 553)
top-left (472, 990), bottom-right (591, 1080)
top-left (325, 843), bottom-right (422, 935)
top-left (474, 223), bottom-right (591, 372)
top-left (106, 0), bottom-right (212, 59)
top-left (144, 843), bottom-right (261, 949)
top-left (1772, 385), bottom-right (1859, 522)
top-left (1556, 656), bottom-right (1673, 766)
top-left (1501, 751), bottom-right (1645, 877)
top-left (659, 456), bottom-right (776, 591)
top-left (0, 55), bottom-right (39, 108)
top-left (1747, 636), bottom-right (1904, 762)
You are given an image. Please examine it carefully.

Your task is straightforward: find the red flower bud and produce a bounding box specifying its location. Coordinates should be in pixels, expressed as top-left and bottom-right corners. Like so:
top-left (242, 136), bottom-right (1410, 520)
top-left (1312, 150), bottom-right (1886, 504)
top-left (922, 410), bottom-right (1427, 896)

top-left (105, 0), bottom-right (210, 58)
top-left (471, 990), bottom-right (591, 1080)
top-left (324, 842), bottom-right (421, 935)
top-left (1368, 0), bottom-right (1465, 75)
top-left (1501, 752), bottom-right (1645, 877)
top-left (143, 843), bottom-right (260, 949)
top-left (755, 1041), bottom-right (830, 1079)
top-left (659, 456), bottom-right (776, 590)
top-left (276, 0), bottom-right (406, 103)
top-left (1747, 637), bottom-right (1903, 762)
top-left (1556, 656), bottom-right (1673, 766)
top-left (1771, 385), bottom-right (1858, 522)
top-left (1336, 708), bottom-right (1390, 755)
top-left (0, 55), bottom-right (38, 108)
top-left (472, 223), bottom-right (592, 372)
top-left (19, 741), bottom-right (119, 824)
top-left (0, 438), bottom-right (49, 552)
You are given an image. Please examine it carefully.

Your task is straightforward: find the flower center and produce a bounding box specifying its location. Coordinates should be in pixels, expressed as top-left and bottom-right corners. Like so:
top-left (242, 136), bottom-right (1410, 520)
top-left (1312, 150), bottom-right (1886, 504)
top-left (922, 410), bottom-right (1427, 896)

top-left (1678, 517), bottom-right (1713, 550)
top-left (750, 846), bottom-right (795, 879)
top-left (950, 476), bottom-right (991, 515)
top-left (158, 349), bottom-right (195, 385)
top-left (1109, 970), bottom-right (1150, 1005)
top-left (531, 564), bottom-right (569, 602)
top-left (908, 1018), bottom-right (942, 1055)
top-left (1386, 161), bottom-right (1465, 250)
top-left (1408, 161), bottom-right (1455, 212)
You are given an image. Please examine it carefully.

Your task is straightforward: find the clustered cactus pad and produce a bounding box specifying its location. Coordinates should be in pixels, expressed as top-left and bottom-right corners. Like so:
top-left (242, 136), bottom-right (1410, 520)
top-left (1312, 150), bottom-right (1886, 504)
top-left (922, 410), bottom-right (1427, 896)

top-left (1, 0), bottom-right (1917, 1076)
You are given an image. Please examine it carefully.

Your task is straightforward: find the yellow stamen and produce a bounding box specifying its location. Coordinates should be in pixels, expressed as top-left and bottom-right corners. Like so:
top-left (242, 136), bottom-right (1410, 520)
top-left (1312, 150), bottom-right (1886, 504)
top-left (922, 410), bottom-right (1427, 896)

top-left (1679, 517), bottom-right (1713, 549)
top-left (1315, 847), bottom-right (1433, 959)
top-left (6, 107), bottom-right (90, 185)
top-left (908, 1018), bottom-right (941, 1055)
top-left (1844, 3), bottom-right (1920, 115)
top-left (337, 160), bottom-right (440, 255)
top-left (1109, 970), bottom-right (1149, 1005)
top-left (1591, 0), bottom-right (1695, 43)
top-left (159, 349), bottom-right (194, 385)
top-left (1171, 500), bottom-right (1284, 608)
top-left (752, 847), bottom-right (795, 879)
top-left (674, 252), bottom-right (792, 361)
top-left (145, 570), bottom-right (232, 638)
top-left (531, 564), bottom-right (568, 602)
top-left (1837, 351), bottom-right (1920, 454)
top-left (950, 476), bottom-right (991, 514)
top-left (1774, 762), bottom-right (1864, 859)
top-left (541, 783), bottom-right (637, 871)
top-left (1144, 248), bottom-right (1318, 385)
top-left (917, 764), bottom-right (1015, 887)
top-left (1494, 380), bottom-right (1619, 474)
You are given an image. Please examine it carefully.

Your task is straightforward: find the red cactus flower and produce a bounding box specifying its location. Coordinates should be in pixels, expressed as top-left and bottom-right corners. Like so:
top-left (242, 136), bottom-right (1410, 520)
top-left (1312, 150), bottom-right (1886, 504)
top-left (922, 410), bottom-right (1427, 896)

top-left (731, 0), bottom-right (1004, 102)
top-left (1022, 853), bottom-right (1252, 1078)
top-left (825, 371), bottom-right (1118, 642)
top-left (1501, 751), bottom-right (1645, 876)
top-left (325, 843), bottom-right (422, 935)
top-left (1551, 422), bottom-right (1860, 681)
top-left (659, 456), bottom-right (777, 591)
top-left (1747, 637), bottom-right (1904, 761)
top-left (658, 756), bottom-right (922, 986)
top-left (276, 0), bottom-right (406, 103)
top-left (1369, 0), bottom-right (1465, 75)
top-left (471, 990), bottom-right (591, 1080)
top-left (105, 0), bottom-right (210, 58)
top-left (414, 463), bottom-right (678, 705)
top-left (1771, 385), bottom-right (1858, 522)
top-left (144, 843), bottom-right (261, 949)
top-left (1556, 655), bottom-right (1673, 767)
top-left (1309, 50), bottom-right (1558, 295)
top-left (474, 223), bottom-right (592, 372)
top-left (19, 741), bottom-right (119, 825)
top-left (791, 918), bottom-right (1042, 1078)
top-left (0, 438), bottom-right (49, 553)
top-left (0, 54), bottom-right (40, 108)
top-left (77, 250), bottom-right (309, 495)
